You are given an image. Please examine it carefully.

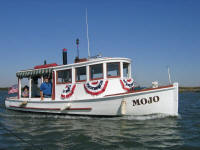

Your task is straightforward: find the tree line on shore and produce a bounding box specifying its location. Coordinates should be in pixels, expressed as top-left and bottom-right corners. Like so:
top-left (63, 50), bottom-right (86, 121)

top-left (179, 87), bottom-right (200, 92)
top-left (0, 88), bottom-right (9, 91)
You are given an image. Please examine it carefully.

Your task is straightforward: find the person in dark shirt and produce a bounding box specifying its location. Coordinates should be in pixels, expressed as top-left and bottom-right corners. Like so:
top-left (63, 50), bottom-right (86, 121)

top-left (40, 76), bottom-right (52, 100)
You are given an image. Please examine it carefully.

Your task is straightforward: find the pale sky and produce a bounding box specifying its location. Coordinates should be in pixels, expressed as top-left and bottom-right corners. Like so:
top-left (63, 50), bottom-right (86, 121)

top-left (0, 0), bottom-right (200, 87)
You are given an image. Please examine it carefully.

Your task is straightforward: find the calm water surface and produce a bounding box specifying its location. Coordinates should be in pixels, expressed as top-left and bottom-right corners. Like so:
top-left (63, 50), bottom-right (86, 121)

top-left (0, 90), bottom-right (200, 150)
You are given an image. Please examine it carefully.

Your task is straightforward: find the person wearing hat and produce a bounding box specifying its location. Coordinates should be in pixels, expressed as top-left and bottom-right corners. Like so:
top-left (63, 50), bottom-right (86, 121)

top-left (40, 75), bottom-right (52, 100)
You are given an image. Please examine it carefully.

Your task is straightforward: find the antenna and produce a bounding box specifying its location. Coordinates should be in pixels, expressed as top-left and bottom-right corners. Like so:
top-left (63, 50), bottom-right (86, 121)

top-left (168, 66), bottom-right (172, 84)
top-left (86, 8), bottom-right (91, 58)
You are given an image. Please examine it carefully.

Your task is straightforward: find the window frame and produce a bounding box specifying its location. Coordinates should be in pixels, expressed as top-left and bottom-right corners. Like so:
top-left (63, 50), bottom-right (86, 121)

top-left (107, 62), bottom-right (121, 78)
top-left (89, 63), bottom-right (104, 81)
top-left (56, 69), bottom-right (72, 84)
top-left (123, 62), bottom-right (130, 78)
top-left (75, 66), bottom-right (87, 82)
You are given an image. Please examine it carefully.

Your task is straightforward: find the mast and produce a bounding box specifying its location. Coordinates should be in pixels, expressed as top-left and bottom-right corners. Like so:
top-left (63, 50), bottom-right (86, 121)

top-left (168, 66), bottom-right (172, 84)
top-left (86, 8), bottom-right (91, 58)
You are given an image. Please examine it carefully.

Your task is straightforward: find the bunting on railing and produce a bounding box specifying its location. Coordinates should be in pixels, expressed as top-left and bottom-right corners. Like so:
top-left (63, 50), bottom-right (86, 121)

top-left (120, 78), bottom-right (135, 91)
top-left (84, 80), bottom-right (108, 95)
top-left (61, 84), bottom-right (76, 99)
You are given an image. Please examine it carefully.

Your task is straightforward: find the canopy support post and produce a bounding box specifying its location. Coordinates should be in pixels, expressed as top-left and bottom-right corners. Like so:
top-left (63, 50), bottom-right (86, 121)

top-left (52, 71), bottom-right (55, 100)
top-left (41, 76), bottom-right (43, 83)
top-left (29, 77), bottom-right (32, 99)
top-left (18, 78), bottom-right (21, 99)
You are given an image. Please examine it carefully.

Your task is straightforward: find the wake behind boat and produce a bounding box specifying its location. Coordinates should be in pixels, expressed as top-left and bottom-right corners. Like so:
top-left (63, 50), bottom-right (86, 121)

top-left (5, 48), bottom-right (179, 117)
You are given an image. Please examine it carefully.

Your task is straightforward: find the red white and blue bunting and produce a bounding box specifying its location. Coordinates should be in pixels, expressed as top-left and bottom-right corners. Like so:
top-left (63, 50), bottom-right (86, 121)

top-left (84, 80), bottom-right (108, 95)
top-left (61, 84), bottom-right (76, 99)
top-left (120, 78), bottom-right (135, 91)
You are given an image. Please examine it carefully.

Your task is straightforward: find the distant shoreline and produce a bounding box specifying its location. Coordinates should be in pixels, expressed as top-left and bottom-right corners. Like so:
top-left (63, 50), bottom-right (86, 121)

top-left (1, 87), bottom-right (200, 92)
top-left (179, 87), bottom-right (200, 92)
top-left (0, 88), bottom-right (8, 91)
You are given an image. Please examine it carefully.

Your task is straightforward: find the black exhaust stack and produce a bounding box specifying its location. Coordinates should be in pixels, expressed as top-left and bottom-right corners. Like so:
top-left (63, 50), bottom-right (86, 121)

top-left (63, 48), bottom-right (67, 65)
top-left (76, 38), bottom-right (79, 58)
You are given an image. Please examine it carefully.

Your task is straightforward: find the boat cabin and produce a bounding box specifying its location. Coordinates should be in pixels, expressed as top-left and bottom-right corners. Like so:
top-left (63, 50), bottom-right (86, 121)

top-left (16, 57), bottom-right (132, 100)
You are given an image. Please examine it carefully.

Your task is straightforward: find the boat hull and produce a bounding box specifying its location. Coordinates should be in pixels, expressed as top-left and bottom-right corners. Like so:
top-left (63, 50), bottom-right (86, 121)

top-left (5, 83), bottom-right (178, 117)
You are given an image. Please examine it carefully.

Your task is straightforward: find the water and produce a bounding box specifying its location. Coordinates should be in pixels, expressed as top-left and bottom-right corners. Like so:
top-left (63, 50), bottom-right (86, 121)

top-left (0, 91), bottom-right (200, 150)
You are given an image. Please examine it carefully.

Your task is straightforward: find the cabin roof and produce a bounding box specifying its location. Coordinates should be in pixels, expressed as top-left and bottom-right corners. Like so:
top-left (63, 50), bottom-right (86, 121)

top-left (54, 57), bottom-right (131, 70)
top-left (16, 57), bottom-right (131, 78)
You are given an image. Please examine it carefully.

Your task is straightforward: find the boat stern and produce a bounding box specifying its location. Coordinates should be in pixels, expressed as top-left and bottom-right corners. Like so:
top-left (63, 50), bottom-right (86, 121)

top-left (172, 82), bottom-right (179, 116)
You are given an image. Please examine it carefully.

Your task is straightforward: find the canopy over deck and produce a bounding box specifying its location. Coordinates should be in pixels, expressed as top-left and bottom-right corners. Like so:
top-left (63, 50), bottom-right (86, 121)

top-left (16, 63), bottom-right (58, 78)
top-left (16, 68), bottom-right (53, 78)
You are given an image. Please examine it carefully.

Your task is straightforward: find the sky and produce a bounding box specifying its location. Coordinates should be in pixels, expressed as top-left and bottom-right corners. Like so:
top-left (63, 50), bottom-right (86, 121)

top-left (0, 0), bottom-right (200, 87)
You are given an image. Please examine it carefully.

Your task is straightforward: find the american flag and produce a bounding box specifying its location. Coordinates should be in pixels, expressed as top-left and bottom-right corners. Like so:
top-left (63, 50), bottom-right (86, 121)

top-left (8, 84), bottom-right (18, 94)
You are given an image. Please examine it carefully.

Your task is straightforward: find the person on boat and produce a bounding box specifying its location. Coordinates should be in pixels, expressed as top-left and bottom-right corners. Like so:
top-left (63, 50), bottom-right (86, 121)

top-left (22, 85), bottom-right (29, 97)
top-left (40, 75), bottom-right (52, 100)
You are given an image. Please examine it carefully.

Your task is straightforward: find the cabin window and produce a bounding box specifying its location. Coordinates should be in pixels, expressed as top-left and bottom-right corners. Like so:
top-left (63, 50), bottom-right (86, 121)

top-left (57, 69), bottom-right (72, 84)
top-left (76, 66), bottom-right (86, 82)
top-left (90, 64), bottom-right (103, 80)
top-left (107, 62), bottom-right (120, 78)
top-left (123, 63), bottom-right (129, 78)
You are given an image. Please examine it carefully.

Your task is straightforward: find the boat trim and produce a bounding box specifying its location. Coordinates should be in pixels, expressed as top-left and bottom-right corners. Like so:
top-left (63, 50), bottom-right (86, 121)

top-left (6, 84), bottom-right (174, 104)
top-left (9, 105), bottom-right (92, 111)
top-left (105, 85), bottom-right (174, 97)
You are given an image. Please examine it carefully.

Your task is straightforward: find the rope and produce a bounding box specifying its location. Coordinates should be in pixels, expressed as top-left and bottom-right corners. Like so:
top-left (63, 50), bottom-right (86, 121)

top-left (0, 122), bottom-right (43, 150)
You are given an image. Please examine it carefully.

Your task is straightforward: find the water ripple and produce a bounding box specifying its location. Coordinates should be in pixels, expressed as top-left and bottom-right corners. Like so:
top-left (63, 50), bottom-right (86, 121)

top-left (0, 91), bottom-right (200, 149)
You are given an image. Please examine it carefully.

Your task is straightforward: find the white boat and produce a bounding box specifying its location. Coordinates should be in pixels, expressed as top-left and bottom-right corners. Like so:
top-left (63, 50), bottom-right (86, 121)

top-left (5, 50), bottom-right (179, 117)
